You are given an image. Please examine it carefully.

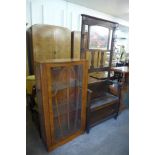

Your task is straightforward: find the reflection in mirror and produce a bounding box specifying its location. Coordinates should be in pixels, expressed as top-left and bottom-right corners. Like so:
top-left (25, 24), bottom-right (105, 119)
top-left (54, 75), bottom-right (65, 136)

top-left (89, 26), bottom-right (109, 50)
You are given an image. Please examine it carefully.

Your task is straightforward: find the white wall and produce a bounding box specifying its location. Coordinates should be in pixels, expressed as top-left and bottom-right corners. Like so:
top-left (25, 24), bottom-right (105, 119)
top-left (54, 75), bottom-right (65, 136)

top-left (26, 0), bottom-right (129, 52)
top-left (26, 0), bottom-right (129, 30)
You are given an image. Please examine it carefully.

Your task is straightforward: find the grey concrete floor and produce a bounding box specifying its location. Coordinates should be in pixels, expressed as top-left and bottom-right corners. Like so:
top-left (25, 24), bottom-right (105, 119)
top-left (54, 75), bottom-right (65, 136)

top-left (26, 109), bottom-right (129, 155)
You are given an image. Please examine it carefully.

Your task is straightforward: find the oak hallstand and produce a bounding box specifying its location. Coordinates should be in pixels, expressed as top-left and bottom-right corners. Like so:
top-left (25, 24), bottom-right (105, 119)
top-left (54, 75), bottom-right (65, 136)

top-left (80, 14), bottom-right (122, 133)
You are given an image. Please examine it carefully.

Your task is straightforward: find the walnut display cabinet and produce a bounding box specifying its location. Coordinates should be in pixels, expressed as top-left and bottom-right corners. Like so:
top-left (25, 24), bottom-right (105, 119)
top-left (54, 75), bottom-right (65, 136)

top-left (35, 59), bottom-right (88, 152)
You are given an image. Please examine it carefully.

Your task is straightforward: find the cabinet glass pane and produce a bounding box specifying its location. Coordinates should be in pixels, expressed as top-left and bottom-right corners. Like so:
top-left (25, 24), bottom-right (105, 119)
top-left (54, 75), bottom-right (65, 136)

top-left (51, 65), bottom-right (83, 141)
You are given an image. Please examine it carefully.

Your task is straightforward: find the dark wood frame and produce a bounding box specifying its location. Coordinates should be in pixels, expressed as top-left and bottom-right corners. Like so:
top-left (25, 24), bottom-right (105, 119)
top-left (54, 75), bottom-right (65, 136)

top-left (80, 14), bottom-right (121, 133)
top-left (86, 80), bottom-right (122, 133)
top-left (80, 14), bottom-right (119, 74)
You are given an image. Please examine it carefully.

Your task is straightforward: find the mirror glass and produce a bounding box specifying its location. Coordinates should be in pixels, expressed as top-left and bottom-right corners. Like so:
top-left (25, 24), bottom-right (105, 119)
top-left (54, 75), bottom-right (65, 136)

top-left (89, 26), bottom-right (109, 50)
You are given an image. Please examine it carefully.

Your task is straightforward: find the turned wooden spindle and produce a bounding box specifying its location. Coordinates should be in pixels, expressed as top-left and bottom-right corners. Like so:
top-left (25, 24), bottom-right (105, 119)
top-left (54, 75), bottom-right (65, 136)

top-left (97, 51), bottom-right (100, 68)
top-left (100, 51), bottom-right (104, 68)
top-left (90, 52), bottom-right (95, 69)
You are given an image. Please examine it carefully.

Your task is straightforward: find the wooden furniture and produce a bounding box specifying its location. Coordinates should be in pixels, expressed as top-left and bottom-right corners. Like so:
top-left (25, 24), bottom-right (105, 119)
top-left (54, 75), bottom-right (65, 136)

top-left (80, 14), bottom-right (121, 132)
top-left (35, 59), bottom-right (88, 152)
top-left (109, 83), bottom-right (126, 112)
top-left (111, 66), bottom-right (129, 83)
top-left (80, 14), bottom-right (119, 84)
top-left (86, 80), bottom-right (121, 133)
top-left (71, 31), bottom-right (110, 71)
top-left (111, 61), bottom-right (129, 81)
top-left (110, 66), bottom-right (129, 110)
top-left (26, 24), bottom-right (71, 74)
top-left (71, 31), bottom-right (81, 59)
top-left (111, 66), bottom-right (129, 74)
top-left (89, 71), bottom-right (114, 80)
top-left (80, 14), bottom-right (119, 72)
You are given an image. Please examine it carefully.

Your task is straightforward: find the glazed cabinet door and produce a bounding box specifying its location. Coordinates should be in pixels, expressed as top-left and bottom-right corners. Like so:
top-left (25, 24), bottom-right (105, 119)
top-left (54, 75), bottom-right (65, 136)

top-left (46, 61), bottom-right (88, 147)
top-left (36, 60), bottom-right (88, 151)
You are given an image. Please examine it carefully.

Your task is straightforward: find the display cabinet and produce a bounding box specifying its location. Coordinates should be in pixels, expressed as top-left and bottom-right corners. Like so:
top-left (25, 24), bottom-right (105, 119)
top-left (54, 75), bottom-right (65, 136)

top-left (35, 59), bottom-right (88, 151)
